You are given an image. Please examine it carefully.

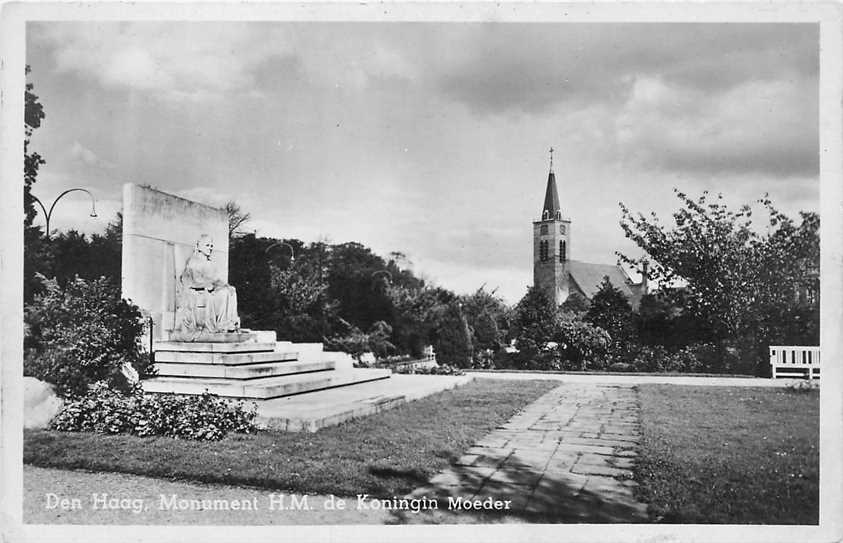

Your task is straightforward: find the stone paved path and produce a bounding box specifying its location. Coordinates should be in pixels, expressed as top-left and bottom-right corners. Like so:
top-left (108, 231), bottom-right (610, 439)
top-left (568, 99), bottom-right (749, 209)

top-left (400, 383), bottom-right (648, 523)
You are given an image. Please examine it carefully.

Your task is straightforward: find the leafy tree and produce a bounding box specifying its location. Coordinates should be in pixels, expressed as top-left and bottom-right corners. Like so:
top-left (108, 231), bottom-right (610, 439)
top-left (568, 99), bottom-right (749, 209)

top-left (584, 276), bottom-right (636, 346)
top-left (24, 65), bottom-right (46, 228)
top-left (510, 286), bottom-right (559, 368)
top-left (327, 242), bottom-right (392, 330)
top-left (560, 291), bottom-right (590, 316)
top-left (434, 302), bottom-right (473, 367)
top-left (387, 284), bottom-right (451, 356)
top-left (87, 213), bottom-right (123, 285)
top-left (367, 320), bottom-right (396, 359)
top-left (229, 234), bottom-right (277, 329)
top-left (636, 290), bottom-right (710, 350)
top-left (324, 322), bottom-right (371, 362)
top-left (24, 66), bottom-right (48, 302)
top-left (619, 190), bottom-right (819, 373)
top-left (325, 320), bottom-right (396, 362)
top-left (473, 309), bottom-right (501, 352)
top-left (459, 286), bottom-right (507, 360)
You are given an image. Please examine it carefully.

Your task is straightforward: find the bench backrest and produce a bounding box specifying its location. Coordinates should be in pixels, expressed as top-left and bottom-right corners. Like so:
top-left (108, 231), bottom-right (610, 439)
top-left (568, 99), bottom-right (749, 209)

top-left (769, 346), bottom-right (820, 367)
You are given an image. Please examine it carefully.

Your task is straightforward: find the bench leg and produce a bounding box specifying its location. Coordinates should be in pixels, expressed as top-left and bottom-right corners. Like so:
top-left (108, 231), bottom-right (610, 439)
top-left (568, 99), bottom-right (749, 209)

top-left (771, 365), bottom-right (777, 379)
top-left (808, 367), bottom-right (813, 380)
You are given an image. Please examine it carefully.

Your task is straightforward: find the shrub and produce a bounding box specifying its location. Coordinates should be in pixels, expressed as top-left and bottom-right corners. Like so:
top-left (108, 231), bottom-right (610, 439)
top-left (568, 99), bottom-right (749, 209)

top-left (394, 364), bottom-right (465, 376)
top-left (24, 275), bottom-right (154, 397)
top-left (50, 382), bottom-right (258, 440)
top-left (546, 317), bottom-right (611, 371)
top-left (785, 380), bottom-right (819, 393)
top-left (628, 345), bottom-right (669, 372)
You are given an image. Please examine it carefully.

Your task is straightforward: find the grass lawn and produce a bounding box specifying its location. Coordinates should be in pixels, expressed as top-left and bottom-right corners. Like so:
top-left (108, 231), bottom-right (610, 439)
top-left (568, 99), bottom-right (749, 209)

top-left (24, 378), bottom-right (557, 498)
top-left (635, 384), bottom-right (819, 524)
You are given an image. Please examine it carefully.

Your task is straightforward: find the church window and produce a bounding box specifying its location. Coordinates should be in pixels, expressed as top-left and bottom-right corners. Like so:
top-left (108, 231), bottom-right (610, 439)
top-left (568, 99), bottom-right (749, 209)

top-left (560, 241), bottom-right (566, 262)
top-left (540, 225), bottom-right (548, 235)
top-left (540, 240), bottom-right (548, 261)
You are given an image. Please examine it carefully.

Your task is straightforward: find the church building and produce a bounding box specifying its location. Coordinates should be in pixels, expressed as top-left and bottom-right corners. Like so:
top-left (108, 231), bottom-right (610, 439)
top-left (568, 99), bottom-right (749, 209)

top-left (533, 149), bottom-right (647, 309)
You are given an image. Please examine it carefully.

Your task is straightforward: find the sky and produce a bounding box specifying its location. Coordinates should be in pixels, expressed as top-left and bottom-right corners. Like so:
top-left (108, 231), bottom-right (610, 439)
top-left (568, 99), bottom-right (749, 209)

top-left (25, 22), bottom-right (819, 304)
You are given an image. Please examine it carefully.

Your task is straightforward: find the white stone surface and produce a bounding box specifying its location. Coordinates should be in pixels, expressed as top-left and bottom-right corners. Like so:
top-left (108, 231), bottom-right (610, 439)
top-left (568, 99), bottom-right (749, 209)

top-left (325, 351), bottom-right (356, 370)
top-left (121, 183), bottom-right (228, 337)
top-left (23, 377), bottom-right (63, 429)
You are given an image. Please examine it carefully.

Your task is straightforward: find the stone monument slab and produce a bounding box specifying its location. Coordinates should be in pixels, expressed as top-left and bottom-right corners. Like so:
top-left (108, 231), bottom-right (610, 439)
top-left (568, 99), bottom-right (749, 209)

top-left (121, 183), bottom-right (229, 338)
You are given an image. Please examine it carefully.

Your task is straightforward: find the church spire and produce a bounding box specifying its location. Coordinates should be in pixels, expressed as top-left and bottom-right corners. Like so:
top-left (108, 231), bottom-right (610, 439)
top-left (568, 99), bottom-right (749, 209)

top-left (541, 147), bottom-right (560, 219)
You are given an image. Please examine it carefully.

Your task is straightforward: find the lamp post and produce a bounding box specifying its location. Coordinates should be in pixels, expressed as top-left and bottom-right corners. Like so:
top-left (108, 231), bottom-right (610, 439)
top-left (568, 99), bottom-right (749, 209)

top-left (371, 270), bottom-right (393, 292)
top-left (265, 241), bottom-right (296, 267)
top-left (31, 188), bottom-right (97, 238)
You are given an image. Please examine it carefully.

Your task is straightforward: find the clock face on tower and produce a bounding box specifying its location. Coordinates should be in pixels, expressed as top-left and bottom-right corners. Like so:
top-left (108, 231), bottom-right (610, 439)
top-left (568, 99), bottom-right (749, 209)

top-left (560, 224), bottom-right (566, 235)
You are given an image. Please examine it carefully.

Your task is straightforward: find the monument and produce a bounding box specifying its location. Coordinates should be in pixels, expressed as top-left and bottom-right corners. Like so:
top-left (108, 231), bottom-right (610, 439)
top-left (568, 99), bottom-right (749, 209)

top-left (174, 234), bottom-right (243, 340)
top-left (120, 183), bottom-right (390, 409)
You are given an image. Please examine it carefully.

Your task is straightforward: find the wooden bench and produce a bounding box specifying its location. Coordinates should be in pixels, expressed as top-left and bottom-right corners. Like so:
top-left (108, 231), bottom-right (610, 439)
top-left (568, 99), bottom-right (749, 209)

top-left (769, 346), bottom-right (820, 379)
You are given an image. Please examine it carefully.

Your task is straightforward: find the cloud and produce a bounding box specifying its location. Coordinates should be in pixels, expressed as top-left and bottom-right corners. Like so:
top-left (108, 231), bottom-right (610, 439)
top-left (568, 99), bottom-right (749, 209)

top-left (434, 23), bottom-right (817, 115)
top-left (31, 22), bottom-right (422, 102)
top-left (69, 141), bottom-right (115, 169)
top-left (615, 76), bottom-right (818, 177)
top-left (34, 23), bottom-right (289, 101)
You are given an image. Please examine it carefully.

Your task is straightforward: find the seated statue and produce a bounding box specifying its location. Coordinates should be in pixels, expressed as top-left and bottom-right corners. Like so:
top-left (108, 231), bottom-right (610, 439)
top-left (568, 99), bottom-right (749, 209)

top-left (176, 235), bottom-right (240, 333)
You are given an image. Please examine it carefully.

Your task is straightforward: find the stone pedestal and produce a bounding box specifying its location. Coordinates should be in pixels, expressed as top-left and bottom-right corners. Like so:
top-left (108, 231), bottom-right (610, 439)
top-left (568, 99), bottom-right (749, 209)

top-left (143, 336), bottom-right (390, 400)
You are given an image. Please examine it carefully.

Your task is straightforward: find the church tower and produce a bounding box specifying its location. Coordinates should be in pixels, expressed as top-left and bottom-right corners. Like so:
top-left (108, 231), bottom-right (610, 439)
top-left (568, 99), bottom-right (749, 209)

top-left (533, 148), bottom-right (571, 305)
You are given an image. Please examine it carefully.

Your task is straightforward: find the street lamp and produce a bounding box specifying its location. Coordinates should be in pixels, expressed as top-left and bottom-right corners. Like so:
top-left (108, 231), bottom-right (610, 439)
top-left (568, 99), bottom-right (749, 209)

top-left (31, 188), bottom-right (97, 238)
top-left (265, 241), bottom-right (295, 266)
top-left (371, 270), bottom-right (392, 290)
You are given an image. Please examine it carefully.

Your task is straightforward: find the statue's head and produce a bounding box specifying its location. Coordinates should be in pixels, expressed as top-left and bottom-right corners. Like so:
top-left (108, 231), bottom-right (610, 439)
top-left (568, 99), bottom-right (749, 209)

top-left (196, 235), bottom-right (214, 258)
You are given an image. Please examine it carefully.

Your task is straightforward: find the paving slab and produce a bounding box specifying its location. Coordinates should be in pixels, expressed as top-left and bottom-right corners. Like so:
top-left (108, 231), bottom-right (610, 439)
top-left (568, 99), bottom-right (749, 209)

top-left (255, 373), bottom-right (475, 432)
top-left (406, 382), bottom-right (650, 523)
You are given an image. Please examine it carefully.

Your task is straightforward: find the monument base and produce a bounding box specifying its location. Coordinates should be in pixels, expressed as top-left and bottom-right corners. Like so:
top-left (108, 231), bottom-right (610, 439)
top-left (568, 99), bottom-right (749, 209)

top-left (166, 331), bottom-right (255, 343)
top-left (144, 335), bottom-right (391, 401)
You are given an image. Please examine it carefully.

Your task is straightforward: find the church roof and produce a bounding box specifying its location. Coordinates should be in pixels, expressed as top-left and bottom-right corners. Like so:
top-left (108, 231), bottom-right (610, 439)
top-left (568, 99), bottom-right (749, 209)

top-left (541, 170), bottom-right (561, 218)
top-left (567, 260), bottom-right (637, 301)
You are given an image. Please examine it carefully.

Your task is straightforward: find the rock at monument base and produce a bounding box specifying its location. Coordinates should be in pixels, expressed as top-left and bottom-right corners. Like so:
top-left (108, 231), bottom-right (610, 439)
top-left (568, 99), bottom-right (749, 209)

top-left (24, 377), bottom-right (64, 429)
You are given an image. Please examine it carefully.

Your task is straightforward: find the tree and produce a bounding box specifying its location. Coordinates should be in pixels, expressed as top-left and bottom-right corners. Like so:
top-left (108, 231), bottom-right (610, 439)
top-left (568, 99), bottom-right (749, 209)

top-left (584, 277), bottom-right (635, 344)
top-left (510, 286), bottom-right (559, 368)
top-left (460, 286), bottom-right (508, 356)
top-left (473, 310), bottom-right (501, 352)
top-left (619, 190), bottom-right (819, 372)
top-left (24, 66), bottom-right (48, 302)
top-left (225, 201), bottom-right (251, 238)
top-left (24, 65), bottom-right (46, 228)
top-left (434, 302), bottom-right (473, 367)
top-left (387, 284), bottom-right (451, 356)
top-left (560, 291), bottom-right (590, 316)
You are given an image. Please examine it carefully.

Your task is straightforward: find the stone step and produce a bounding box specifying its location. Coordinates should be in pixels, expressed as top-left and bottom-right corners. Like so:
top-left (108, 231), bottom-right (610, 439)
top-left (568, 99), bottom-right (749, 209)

top-left (142, 368), bottom-right (392, 399)
top-left (153, 359), bottom-right (335, 379)
top-left (154, 350), bottom-right (299, 365)
top-left (153, 341), bottom-right (277, 353)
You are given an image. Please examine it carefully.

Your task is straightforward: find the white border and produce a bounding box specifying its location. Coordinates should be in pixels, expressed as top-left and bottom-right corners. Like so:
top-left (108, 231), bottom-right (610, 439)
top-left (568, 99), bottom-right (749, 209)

top-left (1, 3), bottom-right (841, 543)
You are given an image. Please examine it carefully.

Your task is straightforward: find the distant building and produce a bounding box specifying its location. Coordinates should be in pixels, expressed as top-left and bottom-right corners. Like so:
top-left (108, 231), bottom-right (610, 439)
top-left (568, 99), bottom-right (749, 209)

top-left (532, 149), bottom-right (647, 309)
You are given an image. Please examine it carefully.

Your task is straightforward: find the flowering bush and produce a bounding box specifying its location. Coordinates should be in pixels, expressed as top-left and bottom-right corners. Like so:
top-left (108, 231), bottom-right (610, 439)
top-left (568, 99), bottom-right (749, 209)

top-left (51, 382), bottom-right (258, 440)
top-left (24, 275), bottom-right (154, 397)
top-left (394, 364), bottom-right (465, 376)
